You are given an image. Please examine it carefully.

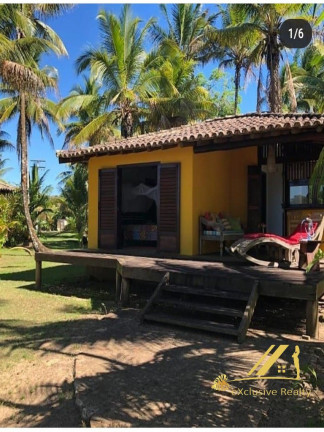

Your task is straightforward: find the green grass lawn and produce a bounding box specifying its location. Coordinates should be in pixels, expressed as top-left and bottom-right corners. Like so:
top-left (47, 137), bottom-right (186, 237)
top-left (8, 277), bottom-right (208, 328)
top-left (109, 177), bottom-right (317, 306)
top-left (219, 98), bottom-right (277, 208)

top-left (39, 231), bottom-right (81, 250)
top-left (0, 233), bottom-right (114, 370)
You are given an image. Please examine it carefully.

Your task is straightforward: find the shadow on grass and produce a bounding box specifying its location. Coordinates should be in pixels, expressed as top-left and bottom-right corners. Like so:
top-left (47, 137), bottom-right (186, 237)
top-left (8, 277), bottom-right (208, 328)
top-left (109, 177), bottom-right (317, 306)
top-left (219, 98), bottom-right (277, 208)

top-left (41, 241), bottom-right (81, 250)
top-left (0, 264), bottom-right (87, 284)
top-left (0, 264), bottom-right (116, 307)
top-left (39, 232), bottom-right (80, 250)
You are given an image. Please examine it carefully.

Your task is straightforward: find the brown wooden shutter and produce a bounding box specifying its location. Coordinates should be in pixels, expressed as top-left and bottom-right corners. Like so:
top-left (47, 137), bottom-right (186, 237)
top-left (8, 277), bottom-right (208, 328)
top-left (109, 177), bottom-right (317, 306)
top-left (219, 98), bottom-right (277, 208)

top-left (98, 169), bottom-right (117, 249)
top-left (158, 163), bottom-right (180, 252)
top-left (247, 165), bottom-right (265, 233)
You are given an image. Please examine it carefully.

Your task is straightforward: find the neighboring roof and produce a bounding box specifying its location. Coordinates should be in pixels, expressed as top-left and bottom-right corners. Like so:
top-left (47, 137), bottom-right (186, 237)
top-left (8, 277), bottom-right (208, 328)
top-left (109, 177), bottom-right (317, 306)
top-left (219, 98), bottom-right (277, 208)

top-left (57, 112), bottom-right (324, 163)
top-left (0, 180), bottom-right (16, 192)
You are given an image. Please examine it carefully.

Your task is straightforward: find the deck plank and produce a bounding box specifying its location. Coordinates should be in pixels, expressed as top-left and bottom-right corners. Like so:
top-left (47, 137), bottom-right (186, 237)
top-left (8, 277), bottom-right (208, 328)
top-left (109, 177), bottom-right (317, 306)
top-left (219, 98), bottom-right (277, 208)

top-left (35, 249), bottom-right (323, 300)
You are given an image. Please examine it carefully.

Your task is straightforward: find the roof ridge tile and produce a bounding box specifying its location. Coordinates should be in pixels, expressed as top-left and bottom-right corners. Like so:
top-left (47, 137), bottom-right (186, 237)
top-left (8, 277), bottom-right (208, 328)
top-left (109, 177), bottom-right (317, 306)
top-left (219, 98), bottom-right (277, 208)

top-left (57, 112), bottom-right (324, 161)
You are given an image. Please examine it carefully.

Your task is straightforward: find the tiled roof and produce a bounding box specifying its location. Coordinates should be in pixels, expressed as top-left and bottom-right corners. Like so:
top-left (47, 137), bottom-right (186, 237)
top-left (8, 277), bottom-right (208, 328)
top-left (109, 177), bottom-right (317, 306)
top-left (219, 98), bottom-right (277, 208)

top-left (0, 180), bottom-right (15, 192)
top-left (57, 113), bottom-right (324, 162)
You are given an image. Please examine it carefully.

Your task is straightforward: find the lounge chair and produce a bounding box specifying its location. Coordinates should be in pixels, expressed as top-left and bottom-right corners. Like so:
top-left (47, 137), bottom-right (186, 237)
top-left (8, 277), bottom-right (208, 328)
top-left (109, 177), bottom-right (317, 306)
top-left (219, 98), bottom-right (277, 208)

top-left (230, 216), bottom-right (324, 268)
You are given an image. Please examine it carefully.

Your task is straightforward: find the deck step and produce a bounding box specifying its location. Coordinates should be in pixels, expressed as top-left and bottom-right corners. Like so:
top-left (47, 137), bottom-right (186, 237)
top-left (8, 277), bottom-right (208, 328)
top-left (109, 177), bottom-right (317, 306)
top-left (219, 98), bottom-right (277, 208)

top-left (163, 284), bottom-right (249, 301)
top-left (144, 312), bottom-right (239, 336)
top-left (156, 297), bottom-right (244, 317)
top-left (141, 273), bottom-right (259, 343)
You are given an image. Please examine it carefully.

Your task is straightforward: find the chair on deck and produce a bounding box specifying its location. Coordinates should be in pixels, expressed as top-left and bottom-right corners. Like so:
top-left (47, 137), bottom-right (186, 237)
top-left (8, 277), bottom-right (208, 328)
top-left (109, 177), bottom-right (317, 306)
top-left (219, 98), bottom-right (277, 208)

top-left (230, 216), bottom-right (324, 268)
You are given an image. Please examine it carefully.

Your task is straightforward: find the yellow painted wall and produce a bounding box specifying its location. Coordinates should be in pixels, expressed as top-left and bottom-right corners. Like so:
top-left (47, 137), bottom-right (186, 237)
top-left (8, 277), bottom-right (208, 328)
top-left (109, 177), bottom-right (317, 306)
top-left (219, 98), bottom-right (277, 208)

top-left (192, 147), bottom-right (257, 254)
top-left (88, 146), bottom-right (194, 254)
top-left (228, 147), bottom-right (258, 225)
top-left (193, 150), bottom-right (231, 241)
top-left (87, 144), bottom-right (257, 256)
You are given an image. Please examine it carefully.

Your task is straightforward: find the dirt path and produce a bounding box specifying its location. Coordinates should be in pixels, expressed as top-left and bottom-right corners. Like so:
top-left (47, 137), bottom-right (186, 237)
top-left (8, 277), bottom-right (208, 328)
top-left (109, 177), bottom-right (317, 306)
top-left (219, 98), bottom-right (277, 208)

top-left (0, 343), bottom-right (81, 427)
top-left (0, 309), bottom-right (322, 427)
top-left (74, 310), bottom-right (324, 428)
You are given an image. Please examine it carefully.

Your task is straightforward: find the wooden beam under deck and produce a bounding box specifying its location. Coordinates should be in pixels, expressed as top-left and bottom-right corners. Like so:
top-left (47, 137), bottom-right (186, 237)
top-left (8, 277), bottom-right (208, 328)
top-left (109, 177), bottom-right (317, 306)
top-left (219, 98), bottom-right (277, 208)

top-left (35, 250), bottom-right (324, 339)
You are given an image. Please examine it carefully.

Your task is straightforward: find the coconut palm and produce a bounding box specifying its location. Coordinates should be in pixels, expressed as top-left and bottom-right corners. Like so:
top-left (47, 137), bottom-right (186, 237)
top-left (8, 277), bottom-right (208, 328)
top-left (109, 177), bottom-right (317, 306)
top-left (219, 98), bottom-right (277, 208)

top-left (29, 164), bottom-right (53, 232)
top-left (150, 4), bottom-right (218, 60)
top-left (212, 4), bottom-right (306, 113)
top-left (0, 54), bottom-right (61, 252)
top-left (0, 65), bottom-right (59, 157)
top-left (309, 146), bottom-right (324, 206)
top-left (201, 5), bottom-right (258, 115)
top-left (0, 129), bottom-right (12, 153)
top-left (143, 41), bottom-right (212, 130)
top-left (57, 76), bottom-right (118, 148)
top-left (287, 45), bottom-right (324, 113)
top-left (0, 4), bottom-right (67, 252)
top-left (0, 156), bottom-right (11, 180)
top-left (60, 164), bottom-right (88, 241)
top-left (74, 6), bottom-right (155, 139)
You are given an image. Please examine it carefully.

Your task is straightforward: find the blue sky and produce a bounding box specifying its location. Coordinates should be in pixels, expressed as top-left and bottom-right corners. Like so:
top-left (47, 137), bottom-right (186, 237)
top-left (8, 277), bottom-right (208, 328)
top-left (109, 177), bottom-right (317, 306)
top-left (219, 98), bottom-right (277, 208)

top-left (1, 4), bottom-right (257, 194)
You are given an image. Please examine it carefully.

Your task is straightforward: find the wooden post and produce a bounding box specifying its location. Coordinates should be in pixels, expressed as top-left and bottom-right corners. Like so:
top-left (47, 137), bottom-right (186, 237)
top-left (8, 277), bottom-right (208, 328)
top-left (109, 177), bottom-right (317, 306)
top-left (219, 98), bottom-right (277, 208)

top-left (306, 300), bottom-right (319, 339)
top-left (120, 277), bottom-right (131, 306)
top-left (115, 270), bottom-right (122, 304)
top-left (35, 260), bottom-right (42, 289)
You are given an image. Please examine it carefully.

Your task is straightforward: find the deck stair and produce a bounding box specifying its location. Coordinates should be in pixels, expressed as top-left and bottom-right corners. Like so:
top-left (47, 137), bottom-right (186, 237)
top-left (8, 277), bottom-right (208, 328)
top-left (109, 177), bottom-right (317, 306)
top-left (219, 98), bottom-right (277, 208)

top-left (141, 272), bottom-right (259, 343)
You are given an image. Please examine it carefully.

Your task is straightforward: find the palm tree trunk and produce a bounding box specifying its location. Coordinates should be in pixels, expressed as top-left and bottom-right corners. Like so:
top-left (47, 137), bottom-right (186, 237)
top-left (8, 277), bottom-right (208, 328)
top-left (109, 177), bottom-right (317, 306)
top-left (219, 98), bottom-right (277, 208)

top-left (285, 61), bottom-right (297, 112)
top-left (20, 92), bottom-right (46, 252)
top-left (267, 36), bottom-right (282, 113)
top-left (121, 111), bottom-right (133, 138)
top-left (256, 64), bottom-right (263, 113)
top-left (234, 64), bottom-right (241, 115)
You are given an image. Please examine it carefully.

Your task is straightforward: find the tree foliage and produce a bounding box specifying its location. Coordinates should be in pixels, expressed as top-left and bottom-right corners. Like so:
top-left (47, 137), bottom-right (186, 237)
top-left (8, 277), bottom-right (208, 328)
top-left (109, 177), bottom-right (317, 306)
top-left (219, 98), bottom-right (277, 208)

top-left (0, 3), bottom-right (67, 252)
top-left (60, 164), bottom-right (88, 240)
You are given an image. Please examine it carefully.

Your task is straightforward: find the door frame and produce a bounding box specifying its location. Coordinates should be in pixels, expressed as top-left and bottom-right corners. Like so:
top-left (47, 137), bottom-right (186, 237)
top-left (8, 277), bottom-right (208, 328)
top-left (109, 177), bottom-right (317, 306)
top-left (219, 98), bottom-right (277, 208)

top-left (116, 161), bottom-right (159, 249)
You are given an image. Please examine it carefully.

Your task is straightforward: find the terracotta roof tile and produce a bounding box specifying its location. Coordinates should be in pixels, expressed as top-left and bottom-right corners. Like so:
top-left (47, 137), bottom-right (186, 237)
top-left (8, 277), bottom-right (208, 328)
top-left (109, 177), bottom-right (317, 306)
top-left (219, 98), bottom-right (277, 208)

top-left (57, 112), bottom-right (324, 162)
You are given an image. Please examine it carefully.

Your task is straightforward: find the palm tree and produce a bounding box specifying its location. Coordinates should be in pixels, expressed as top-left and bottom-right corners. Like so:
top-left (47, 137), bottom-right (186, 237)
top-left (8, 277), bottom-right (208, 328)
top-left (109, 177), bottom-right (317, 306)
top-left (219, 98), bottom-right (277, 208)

top-left (143, 41), bottom-right (212, 130)
top-left (201, 5), bottom-right (257, 114)
top-left (286, 45), bottom-right (324, 113)
top-left (0, 4), bottom-right (67, 252)
top-left (74, 6), bottom-right (155, 139)
top-left (0, 130), bottom-right (13, 180)
top-left (0, 65), bottom-right (59, 158)
top-left (150, 4), bottom-right (217, 60)
top-left (310, 147), bottom-right (324, 205)
top-left (57, 76), bottom-right (118, 148)
top-left (0, 156), bottom-right (11, 180)
top-left (215, 4), bottom-right (306, 113)
top-left (60, 164), bottom-right (88, 241)
top-left (29, 164), bottom-right (53, 233)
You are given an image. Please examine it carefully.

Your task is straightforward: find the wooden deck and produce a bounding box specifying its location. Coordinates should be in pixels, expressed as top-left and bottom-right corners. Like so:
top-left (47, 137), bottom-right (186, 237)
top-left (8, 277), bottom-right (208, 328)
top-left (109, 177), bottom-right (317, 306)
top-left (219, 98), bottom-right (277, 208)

top-left (35, 249), bottom-right (324, 339)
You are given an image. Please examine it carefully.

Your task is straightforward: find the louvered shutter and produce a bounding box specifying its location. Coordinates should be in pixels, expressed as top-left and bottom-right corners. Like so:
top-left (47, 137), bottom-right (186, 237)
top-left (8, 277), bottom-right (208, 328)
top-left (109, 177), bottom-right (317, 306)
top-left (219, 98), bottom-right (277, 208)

top-left (158, 163), bottom-right (180, 252)
top-left (98, 169), bottom-right (117, 249)
top-left (247, 165), bottom-right (265, 233)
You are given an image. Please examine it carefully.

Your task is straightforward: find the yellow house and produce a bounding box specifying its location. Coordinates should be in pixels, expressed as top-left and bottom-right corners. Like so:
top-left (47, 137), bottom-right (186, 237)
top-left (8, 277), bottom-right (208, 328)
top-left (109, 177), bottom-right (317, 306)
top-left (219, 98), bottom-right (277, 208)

top-left (57, 113), bottom-right (324, 256)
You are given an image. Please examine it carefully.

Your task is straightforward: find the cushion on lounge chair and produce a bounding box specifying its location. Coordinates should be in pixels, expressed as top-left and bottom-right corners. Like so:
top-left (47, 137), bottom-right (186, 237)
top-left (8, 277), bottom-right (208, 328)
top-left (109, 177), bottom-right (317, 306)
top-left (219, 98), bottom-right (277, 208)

top-left (244, 221), bottom-right (319, 245)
